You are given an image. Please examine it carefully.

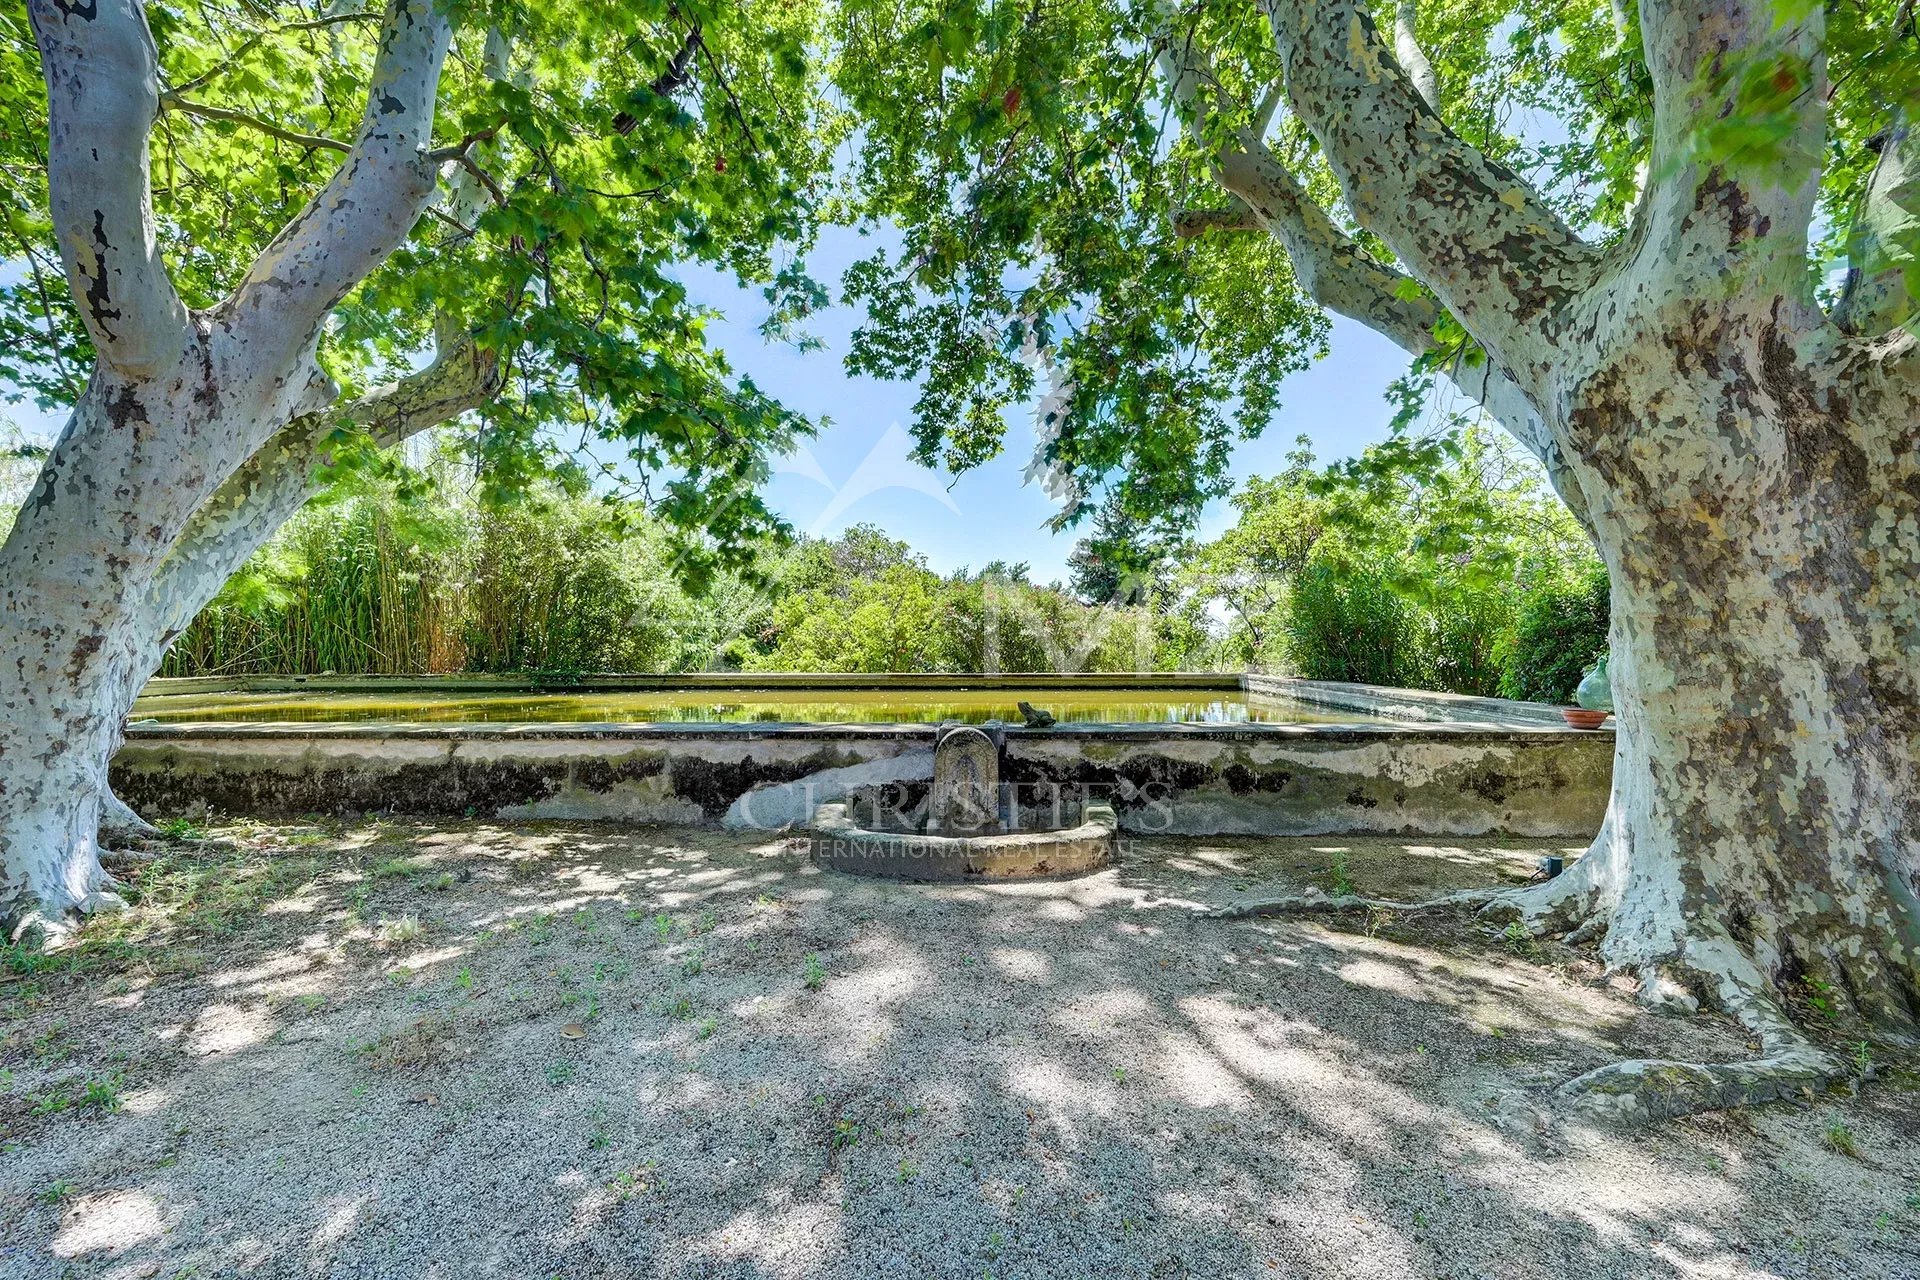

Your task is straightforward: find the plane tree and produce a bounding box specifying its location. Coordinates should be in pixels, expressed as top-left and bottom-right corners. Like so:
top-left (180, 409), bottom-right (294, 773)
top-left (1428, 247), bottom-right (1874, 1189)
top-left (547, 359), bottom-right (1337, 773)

top-left (831, 0), bottom-right (1920, 1120)
top-left (0, 0), bottom-right (831, 934)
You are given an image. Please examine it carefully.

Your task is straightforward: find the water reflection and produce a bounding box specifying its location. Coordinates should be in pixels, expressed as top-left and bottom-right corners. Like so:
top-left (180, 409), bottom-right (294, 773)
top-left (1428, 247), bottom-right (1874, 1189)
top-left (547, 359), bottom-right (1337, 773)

top-left (130, 688), bottom-right (1372, 726)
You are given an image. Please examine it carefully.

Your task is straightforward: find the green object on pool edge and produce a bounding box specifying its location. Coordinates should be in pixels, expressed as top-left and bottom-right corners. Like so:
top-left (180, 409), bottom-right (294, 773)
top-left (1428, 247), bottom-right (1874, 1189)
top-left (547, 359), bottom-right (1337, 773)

top-left (1575, 657), bottom-right (1613, 712)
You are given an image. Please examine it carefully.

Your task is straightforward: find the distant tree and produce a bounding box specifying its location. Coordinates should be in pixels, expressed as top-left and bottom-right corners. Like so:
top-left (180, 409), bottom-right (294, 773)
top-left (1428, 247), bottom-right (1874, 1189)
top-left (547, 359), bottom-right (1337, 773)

top-left (1185, 438), bottom-right (1324, 652)
top-left (1066, 490), bottom-right (1187, 605)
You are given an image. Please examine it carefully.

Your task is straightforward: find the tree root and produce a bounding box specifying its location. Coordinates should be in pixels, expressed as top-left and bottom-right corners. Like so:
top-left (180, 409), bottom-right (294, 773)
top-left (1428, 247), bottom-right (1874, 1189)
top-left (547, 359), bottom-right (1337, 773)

top-left (98, 786), bottom-right (160, 843)
top-left (1554, 1041), bottom-right (1842, 1126)
top-left (1203, 885), bottom-right (1500, 919)
top-left (1208, 848), bottom-right (1601, 923)
top-left (1204, 852), bottom-right (1862, 1128)
top-left (4, 876), bottom-right (128, 947)
top-left (1556, 938), bottom-right (1849, 1125)
top-left (1477, 846), bottom-right (1606, 937)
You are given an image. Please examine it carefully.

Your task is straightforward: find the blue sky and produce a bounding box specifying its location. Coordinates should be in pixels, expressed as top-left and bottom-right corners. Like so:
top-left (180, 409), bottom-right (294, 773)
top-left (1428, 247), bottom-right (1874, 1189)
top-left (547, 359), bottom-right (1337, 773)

top-left (2, 229), bottom-right (1419, 582)
top-left (680, 225), bottom-right (1416, 583)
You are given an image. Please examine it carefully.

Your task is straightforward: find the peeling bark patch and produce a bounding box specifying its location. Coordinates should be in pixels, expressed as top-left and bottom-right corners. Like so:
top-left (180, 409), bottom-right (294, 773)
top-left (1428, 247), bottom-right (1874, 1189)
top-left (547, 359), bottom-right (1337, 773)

top-left (102, 382), bottom-right (149, 432)
top-left (65, 632), bottom-right (104, 682)
top-left (81, 209), bottom-right (122, 334)
top-left (1689, 170), bottom-right (1764, 251)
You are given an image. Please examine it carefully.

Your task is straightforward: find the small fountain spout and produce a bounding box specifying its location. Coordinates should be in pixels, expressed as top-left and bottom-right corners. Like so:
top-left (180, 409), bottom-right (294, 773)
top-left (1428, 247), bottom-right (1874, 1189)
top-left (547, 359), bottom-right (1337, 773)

top-left (928, 724), bottom-right (1002, 836)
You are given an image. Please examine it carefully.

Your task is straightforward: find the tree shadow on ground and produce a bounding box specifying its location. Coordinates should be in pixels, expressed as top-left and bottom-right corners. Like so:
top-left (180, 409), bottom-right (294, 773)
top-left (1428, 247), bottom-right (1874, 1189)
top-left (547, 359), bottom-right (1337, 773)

top-left (2, 819), bottom-right (1915, 1279)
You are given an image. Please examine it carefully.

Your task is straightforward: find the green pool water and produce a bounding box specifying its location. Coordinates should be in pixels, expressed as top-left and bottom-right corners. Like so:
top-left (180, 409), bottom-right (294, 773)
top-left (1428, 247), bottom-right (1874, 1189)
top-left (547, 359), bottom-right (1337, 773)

top-left (129, 687), bottom-right (1374, 726)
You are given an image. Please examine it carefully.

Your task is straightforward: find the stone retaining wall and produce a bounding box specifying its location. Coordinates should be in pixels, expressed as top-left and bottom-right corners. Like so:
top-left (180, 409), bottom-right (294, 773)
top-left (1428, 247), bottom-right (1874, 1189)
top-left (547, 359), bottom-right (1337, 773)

top-left (114, 693), bottom-right (1612, 839)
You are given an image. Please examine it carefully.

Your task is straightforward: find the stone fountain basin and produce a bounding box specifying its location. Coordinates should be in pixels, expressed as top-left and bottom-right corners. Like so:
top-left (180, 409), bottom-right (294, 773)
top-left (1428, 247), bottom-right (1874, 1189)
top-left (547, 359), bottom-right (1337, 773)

top-left (808, 802), bottom-right (1117, 882)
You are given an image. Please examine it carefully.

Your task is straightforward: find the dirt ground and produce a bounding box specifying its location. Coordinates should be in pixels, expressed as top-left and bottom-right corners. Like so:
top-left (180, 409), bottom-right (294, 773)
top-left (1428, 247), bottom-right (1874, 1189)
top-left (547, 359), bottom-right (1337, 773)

top-left (2, 819), bottom-right (1915, 1279)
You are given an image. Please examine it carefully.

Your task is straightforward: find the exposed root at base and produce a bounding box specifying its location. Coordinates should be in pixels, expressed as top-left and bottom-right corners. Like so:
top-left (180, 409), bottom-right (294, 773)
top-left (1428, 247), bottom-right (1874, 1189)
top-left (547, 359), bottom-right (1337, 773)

top-left (1206, 859), bottom-right (1865, 1128)
top-left (1202, 885), bottom-right (1500, 919)
top-left (101, 843), bottom-right (165, 871)
top-left (1555, 1041), bottom-right (1844, 1126)
top-left (1477, 861), bottom-right (1605, 937)
top-left (99, 789), bottom-right (161, 843)
top-left (3, 878), bottom-right (129, 947)
top-left (1554, 937), bottom-right (1852, 1125)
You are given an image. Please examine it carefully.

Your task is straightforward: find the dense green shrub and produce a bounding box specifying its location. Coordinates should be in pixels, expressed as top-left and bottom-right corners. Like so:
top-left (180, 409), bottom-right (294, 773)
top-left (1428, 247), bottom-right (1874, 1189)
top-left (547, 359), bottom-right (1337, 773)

top-left (1283, 562), bottom-right (1420, 686)
top-left (1498, 564), bottom-right (1611, 704)
top-left (160, 490), bottom-right (465, 676)
top-left (147, 429), bottom-right (1613, 687)
top-left (1190, 427), bottom-right (1610, 699)
top-left (739, 531), bottom-right (1207, 674)
top-left (1421, 586), bottom-right (1516, 698)
top-left (159, 498), bottom-right (1222, 678)
top-left (161, 476), bottom-right (731, 677)
top-left (459, 500), bottom-right (701, 674)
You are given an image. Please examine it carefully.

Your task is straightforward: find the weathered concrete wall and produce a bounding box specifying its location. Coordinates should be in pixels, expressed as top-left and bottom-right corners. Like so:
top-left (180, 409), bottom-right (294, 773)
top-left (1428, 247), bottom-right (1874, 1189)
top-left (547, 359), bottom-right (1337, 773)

top-left (1001, 726), bottom-right (1610, 837)
top-left (112, 726), bottom-right (932, 825)
top-left (113, 718), bottom-right (1612, 838)
top-left (1242, 673), bottom-right (1582, 728)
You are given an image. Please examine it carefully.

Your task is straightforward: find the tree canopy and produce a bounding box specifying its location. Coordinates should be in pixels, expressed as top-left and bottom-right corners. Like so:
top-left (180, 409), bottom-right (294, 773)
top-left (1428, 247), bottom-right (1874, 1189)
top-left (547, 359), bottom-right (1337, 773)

top-left (1, 0), bottom-right (843, 575)
top-left (6, 0), bottom-right (1912, 547)
top-left (827, 0), bottom-right (1919, 527)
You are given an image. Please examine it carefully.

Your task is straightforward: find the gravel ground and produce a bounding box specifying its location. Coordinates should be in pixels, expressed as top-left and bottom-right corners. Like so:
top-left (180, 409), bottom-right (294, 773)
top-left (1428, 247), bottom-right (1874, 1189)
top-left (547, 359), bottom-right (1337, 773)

top-left (2, 819), bottom-right (1916, 1279)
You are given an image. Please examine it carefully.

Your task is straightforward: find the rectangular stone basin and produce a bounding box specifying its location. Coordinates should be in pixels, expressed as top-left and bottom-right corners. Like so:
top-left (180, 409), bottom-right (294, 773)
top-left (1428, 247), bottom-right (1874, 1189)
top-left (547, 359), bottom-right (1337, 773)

top-left (113, 674), bottom-right (1611, 839)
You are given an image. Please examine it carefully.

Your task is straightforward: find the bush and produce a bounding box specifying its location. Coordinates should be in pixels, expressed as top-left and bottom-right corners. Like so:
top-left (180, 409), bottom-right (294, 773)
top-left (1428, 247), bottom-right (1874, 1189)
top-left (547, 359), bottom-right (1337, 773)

top-left (162, 479), bottom-right (732, 677)
top-left (1499, 564), bottom-right (1611, 703)
top-left (1422, 585), bottom-right (1514, 698)
top-left (460, 499), bottom-right (688, 674)
top-left (1283, 561), bottom-right (1420, 686)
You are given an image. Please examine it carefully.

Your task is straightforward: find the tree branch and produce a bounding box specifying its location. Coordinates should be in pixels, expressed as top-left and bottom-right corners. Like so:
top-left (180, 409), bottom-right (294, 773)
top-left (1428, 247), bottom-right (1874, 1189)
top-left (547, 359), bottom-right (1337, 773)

top-left (447, 152), bottom-right (508, 210)
top-left (1261, 0), bottom-right (1599, 381)
top-left (615, 20), bottom-right (703, 134)
top-left (440, 25), bottom-right (516, 229)
top-left (1147, 12), bottom-right (1595, 537)
top-left (1393, 0), bottom-right (1440, 112)
top-left (1154, 16), bottom-right (1590, 527)
top-left (27, 0), bottom-right (190, 376)
top-left (226, 0), bottom-right (455, 348)
top-left (1203, 146), bottom-right (1588, 530)
top-left (1217, 148), bottom-right (1439, 355)
top-left (1636, 0), bottom-right (1826, 304)
top-left (164, 10), bottom-right (382, 99)
top-left (1250, 83), bottom-right (1283, 140)
top-left (1171, 204), bottom-right (1263, 236)
top-left (158, 95), bottom-right (352, 154)
top-left (350, 326), bottom-right (504, 449)
top-left (1834, 115), bottom-right (1918, 336)
top-left (148, 328), bottom-right (503, 634)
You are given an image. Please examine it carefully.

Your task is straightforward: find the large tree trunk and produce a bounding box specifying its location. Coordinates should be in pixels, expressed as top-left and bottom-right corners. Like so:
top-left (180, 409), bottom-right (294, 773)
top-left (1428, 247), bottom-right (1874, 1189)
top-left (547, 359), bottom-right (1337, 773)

top-left (0, 343), bottom-right (497, 939)
top-left (1200, 0), bottom-right (1920, 1121)
top-left (0, 371), bottom-right (216, 934)
top-left (1484, 326), bottom-right (1920, 1117)
top-left (1577, 511), bottom-right (1919, 1032)
top-left (2, 0), bottom-right (458, 941)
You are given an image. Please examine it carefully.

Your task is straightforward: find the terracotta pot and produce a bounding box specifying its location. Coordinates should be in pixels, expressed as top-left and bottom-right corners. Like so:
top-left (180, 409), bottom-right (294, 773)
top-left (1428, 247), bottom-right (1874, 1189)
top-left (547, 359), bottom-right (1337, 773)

top-left (1561, 708), bottom-right (1609, 730)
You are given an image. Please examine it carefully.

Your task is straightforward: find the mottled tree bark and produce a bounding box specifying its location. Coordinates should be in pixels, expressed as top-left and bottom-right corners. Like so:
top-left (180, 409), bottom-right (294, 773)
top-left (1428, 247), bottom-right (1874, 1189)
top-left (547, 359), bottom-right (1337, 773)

top-left (1, 0), bottom-right (478, 939)
top-left (1172, 0), bottom-right (1920, 1119)
top-left (1493, 329), bottom-right (1920, 1117)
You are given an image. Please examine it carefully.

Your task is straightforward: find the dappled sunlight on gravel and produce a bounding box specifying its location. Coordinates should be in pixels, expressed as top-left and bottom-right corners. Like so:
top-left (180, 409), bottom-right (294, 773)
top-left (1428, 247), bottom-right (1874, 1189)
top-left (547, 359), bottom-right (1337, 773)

top-left (1, 820), bottom-right (1915, 1278)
